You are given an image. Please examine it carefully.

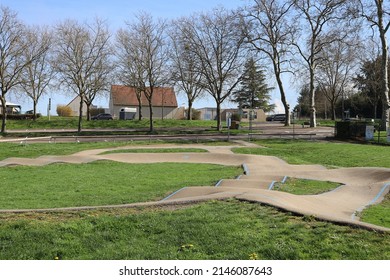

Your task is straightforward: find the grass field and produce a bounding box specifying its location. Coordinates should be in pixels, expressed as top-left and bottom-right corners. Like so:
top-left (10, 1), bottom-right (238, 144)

top-left (273, 178), bottom-right (342, 195)
top-left (7, 116), bottom-right (340, 130)
top-left (6, 117), bottom-right (217, 130)
top-left (360, 192), bottom-right (390, 228)
top-left (0, 141), bottom-right (135, 161)
top-left (233, 139), bottom-right (390, 168)
top-left (0, 161), bottom-right (242, 209)
top-left (0, 200), bottom-right (388, 260)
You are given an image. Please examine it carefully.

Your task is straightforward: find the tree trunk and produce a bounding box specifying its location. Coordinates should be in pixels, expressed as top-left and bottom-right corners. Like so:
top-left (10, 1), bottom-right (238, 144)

top-left (148, 101), bottom-right (154, 133)
top-left (378, 1), bottom-right (390, 131)
top-left (382, 99), bottom-right (390, 129)
top-left (380, 45), bottom-right (390, 131)
top-left (187, 100), bottom-right (193, 120)
top-left (33, 99), bottom-right (38, 121)
top-left (136, 92), bottom-right (143, 121)
top-left (138, 103), bottom-right (142, 120)
top-left (216, 101), bottom-right (222, 131)
top-left (332, 102), bottom-right (336, 121)
top-left (78, 95), bottom-right (83, 133)
top-left (275, 72), bottom-right (290, 126)
top-left (0, 95), bottom-right (6, 133)
top-left (86, 103), bottom-right (91, 121)
top-left (309, 68), bottom-right (317, 128)
top-left (272, 54), bottom-right (290, 126)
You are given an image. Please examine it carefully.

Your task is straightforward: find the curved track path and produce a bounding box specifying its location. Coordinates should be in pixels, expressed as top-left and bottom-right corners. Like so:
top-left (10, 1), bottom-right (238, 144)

top-left (1, 141), bottom-right (389, 232)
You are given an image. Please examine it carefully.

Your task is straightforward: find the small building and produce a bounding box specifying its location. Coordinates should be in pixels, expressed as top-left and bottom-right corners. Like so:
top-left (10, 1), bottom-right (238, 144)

top-left (198, 107), bottom-right (266, 122)
top-left (110, 85), bottom-right (182, 120)
top-left (198, 107), bottom-right (218, 120)
top-left (240, 108), bottom-right (266, 123)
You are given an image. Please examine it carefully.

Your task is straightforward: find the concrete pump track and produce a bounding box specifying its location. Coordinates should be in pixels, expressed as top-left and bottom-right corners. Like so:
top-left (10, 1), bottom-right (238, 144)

top-left (0, 141), bottom-right (389, 232)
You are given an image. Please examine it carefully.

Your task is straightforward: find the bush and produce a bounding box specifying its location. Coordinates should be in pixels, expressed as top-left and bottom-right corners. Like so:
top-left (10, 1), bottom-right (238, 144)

top-left (191, 109), bottom-right (201, 120)
top-left (0, 114), bottom-right (40, 120)
top-left (184, 108), bottom-right (201, 120)
top-left (56, 105), bottom-right (73, 117)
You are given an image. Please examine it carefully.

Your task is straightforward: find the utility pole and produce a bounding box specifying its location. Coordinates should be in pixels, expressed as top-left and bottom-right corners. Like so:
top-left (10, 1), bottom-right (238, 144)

top-left (47, 98), bottom-right (51, 121)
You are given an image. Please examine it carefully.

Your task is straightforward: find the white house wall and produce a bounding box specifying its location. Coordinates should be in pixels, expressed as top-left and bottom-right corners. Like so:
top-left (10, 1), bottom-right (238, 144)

top-left (111, 105), bottom-right (179, 120)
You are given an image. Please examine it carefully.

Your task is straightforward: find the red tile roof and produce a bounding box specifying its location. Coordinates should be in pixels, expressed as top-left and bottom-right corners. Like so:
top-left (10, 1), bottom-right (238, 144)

top-left (111, 85), bottom-right (177, 107)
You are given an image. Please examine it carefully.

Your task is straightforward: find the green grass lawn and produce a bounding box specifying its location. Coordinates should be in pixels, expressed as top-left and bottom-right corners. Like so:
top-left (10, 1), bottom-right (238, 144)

top-left (370, 131), bottom-right (389, 145)
top-left (0, 161), bottom-right (242, 209)
top-left (360, 193), bottom-right (390, 228)
top-left (233, 139), bottom-right (390, 168)
top-left (291, 119), bottom-right (336, 127)
top-left (6, 117), bottom-right (217, 130)
top-left (0, 200), bottom-right (388, 260)
top-left (0, 141), bottom-right (137, 161)
top-left (273, 178), bottom-right (342, 195)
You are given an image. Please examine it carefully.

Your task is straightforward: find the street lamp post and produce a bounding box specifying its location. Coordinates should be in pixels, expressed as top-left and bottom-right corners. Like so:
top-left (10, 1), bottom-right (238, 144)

top-left (292, 109), bottom-right (297, 139)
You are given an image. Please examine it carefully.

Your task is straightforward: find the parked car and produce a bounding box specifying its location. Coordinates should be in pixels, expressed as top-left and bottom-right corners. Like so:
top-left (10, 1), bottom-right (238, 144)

top-left (266, 114), bottom-right (286, 122)
top-left (91, 113), bottom-right (113, 120)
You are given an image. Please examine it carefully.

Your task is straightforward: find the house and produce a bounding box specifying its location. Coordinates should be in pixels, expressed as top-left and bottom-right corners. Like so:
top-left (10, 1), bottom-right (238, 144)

top-left (66, 96), bottom-right (97, 117)
top-left (110, 85), bottom-right (183, 120)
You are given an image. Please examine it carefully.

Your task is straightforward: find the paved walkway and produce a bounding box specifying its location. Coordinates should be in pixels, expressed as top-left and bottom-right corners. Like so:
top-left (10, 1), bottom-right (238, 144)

top-left (1, 141), bottom-right (389, 232)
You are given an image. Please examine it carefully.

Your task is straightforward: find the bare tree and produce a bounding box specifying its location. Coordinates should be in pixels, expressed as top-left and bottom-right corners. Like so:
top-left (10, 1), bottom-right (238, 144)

top-left (359, 0), bottom-right (390, 130)
top-left (169, 19), bottom-right (204, 120)
top-left (0, 7), bottom-right (45, 132)
top-left (316, 37), bottom-right (361, 120)
top-left (244, 0), bottom-right (295, 126)
top-left (119, 13), bottom-right (169, 132)
top-left (84, 56), bottom-right (114, 121)
top-left (292, 0), bottom-right (349, 127)
top-left (83, 20), bottom-right (113, 121)
top-left (19, 26), bottom-right (54, 120)
top-left (53, 18), bottom-right (112, 131)
top-left (179, 8), bottom-right (246, 130)
top-left (116, 27), bottom-right (146, 121)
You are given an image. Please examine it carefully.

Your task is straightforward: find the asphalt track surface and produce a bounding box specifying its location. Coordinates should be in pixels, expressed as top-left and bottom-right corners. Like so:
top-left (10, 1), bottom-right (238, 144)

top-left (0, 140), bottom-right (389, 232)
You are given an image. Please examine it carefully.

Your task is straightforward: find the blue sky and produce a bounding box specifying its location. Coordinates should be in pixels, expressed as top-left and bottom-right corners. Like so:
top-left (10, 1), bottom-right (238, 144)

top-left (1, 0), bottom-right (246, 29)
top-left (1, 0), bottom-right (293, 114)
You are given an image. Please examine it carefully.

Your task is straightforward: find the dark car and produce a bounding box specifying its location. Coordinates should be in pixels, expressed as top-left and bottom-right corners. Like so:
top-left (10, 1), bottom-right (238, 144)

top-left (91, 113), bottom-right (113, 120)
top-left (266, 114), bottom-right (286, 122)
